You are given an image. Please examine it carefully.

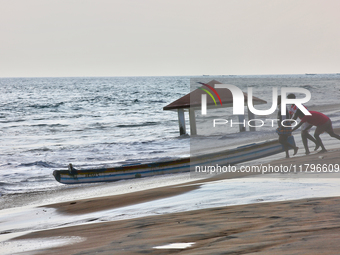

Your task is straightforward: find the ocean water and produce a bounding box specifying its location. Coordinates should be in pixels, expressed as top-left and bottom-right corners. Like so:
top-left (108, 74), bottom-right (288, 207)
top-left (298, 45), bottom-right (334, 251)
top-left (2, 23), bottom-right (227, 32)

top-left (0, 76), bottom-right (190, 195)
top-left (1, 74), bottom-right (340, 197)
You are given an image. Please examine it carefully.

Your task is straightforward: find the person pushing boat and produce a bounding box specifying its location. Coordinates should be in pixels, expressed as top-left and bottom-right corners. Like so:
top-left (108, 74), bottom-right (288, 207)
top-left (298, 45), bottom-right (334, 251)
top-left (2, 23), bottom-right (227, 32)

top-left (292, 109), bottom-right (340, 153)
top-left (288, 93), bottom-right (318, 155)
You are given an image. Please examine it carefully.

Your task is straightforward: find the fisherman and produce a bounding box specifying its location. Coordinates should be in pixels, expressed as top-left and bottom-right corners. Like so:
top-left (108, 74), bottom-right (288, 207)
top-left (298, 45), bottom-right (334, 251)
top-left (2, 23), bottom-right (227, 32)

top-left (276, 95), bottom-right (299, 158)
top-left (292, 109), bottom-right (340, 153)
top-left (287, 93), bottom-right (317, 154)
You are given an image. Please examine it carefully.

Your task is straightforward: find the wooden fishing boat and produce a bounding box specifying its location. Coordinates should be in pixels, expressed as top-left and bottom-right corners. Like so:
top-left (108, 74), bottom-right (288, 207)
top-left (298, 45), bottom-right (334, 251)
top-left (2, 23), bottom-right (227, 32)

top-left (53, 136), bottom-right (295, 184)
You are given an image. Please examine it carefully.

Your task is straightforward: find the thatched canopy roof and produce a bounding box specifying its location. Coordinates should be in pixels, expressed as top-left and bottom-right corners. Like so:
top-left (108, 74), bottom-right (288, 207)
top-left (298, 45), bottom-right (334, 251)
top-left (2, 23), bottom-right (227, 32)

top-left (163, 80), bottom-right (267, 111)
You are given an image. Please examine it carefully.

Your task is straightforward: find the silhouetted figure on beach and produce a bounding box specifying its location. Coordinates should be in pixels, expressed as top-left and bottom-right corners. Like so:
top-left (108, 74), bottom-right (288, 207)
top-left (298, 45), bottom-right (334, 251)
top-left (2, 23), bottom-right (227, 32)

top-left (292, 109), bottom-right (340, 153)
top-left (276, 96), bottom-right (299, 158)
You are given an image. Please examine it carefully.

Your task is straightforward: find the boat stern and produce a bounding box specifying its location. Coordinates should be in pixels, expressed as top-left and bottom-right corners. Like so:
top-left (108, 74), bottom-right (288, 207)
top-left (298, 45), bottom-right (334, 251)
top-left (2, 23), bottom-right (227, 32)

top-left (53, 170), bottom-right (61, 183)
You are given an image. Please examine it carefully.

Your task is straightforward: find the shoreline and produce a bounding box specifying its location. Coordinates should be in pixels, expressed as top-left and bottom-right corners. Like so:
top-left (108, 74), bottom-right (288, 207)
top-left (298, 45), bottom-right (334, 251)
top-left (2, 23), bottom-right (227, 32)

top-left (2, 127), bottom-right (339, 212)
top-left (1, 132), bottom-right (340, 254)
top-left (46, 147), bottom-right (340, 216)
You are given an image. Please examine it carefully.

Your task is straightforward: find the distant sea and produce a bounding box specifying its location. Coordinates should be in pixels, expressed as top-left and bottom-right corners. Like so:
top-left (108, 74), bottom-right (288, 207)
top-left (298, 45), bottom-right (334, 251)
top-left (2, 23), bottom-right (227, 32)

top-left (1, 74), bottom-right (340, 196)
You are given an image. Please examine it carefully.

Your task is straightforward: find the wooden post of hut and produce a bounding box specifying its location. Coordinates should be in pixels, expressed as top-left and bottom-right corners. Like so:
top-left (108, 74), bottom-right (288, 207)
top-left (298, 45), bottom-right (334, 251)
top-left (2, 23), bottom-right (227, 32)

top-left (177, 109), bottom-right (186, 135)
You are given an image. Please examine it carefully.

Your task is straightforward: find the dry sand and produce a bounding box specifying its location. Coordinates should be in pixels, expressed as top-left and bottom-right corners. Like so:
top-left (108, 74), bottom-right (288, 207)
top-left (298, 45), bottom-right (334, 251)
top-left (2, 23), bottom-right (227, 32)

top-left (9, 146), bottom-right (340, 255)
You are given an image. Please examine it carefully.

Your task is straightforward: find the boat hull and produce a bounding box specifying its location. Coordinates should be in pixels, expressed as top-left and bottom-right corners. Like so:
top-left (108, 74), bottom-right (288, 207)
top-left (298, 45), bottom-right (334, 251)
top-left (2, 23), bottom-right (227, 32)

top-left (53, 137), bottom-right (295, 184)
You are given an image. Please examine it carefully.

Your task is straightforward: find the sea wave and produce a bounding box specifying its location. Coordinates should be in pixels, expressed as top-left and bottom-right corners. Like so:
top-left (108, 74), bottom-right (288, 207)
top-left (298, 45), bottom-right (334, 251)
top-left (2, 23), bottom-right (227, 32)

top-left (116, 122), bottom-right (159, 128)
top-left (18, 161), bottom-right (58, 168)
top-left (0, 182), bottom-right (11, 187)
top-left (26, 147), bottom-right (52, 152)
top-left (0, 119), bottom-right (26, 124)
top-left (28, 102), bottom-right (65, 109)
top-left (148, 100), bottom-right (167, 103)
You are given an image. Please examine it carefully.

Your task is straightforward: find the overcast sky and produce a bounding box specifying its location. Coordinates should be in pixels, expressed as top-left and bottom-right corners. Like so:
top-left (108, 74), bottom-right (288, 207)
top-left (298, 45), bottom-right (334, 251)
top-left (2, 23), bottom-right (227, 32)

top-left (1, 0), bottom-right (340, 77)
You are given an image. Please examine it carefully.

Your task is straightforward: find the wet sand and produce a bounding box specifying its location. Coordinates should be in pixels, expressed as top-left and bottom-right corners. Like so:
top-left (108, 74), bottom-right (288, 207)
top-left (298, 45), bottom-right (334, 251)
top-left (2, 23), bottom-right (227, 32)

top-left (19, 196), bottom-right (340, 254)
top-left (47, 171), bottom-right (256, 215)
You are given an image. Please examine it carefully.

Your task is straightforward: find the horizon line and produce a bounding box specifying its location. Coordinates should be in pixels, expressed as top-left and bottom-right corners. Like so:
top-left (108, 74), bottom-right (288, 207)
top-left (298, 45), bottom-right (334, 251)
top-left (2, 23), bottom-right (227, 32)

top-left (1, 72), bottom-right (339, 79)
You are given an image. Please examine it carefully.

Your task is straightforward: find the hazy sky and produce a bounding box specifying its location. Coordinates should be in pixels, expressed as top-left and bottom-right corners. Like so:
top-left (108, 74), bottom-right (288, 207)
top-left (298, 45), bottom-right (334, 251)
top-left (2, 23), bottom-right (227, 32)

top-left (1, 0), bottom-right (340, 77)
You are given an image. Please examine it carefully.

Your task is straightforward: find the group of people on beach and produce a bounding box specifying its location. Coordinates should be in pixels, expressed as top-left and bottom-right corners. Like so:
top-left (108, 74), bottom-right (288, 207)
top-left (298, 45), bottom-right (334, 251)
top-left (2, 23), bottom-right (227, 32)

top-left (276, 93), bottom-right (340, 158)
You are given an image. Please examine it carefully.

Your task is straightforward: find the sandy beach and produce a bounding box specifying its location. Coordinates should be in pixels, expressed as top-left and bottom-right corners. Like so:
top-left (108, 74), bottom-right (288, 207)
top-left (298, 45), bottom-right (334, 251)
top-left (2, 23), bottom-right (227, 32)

top-left (21, 196), bottom-right (340, 255)
top-left (0, 141), bottom-right (339, 254)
